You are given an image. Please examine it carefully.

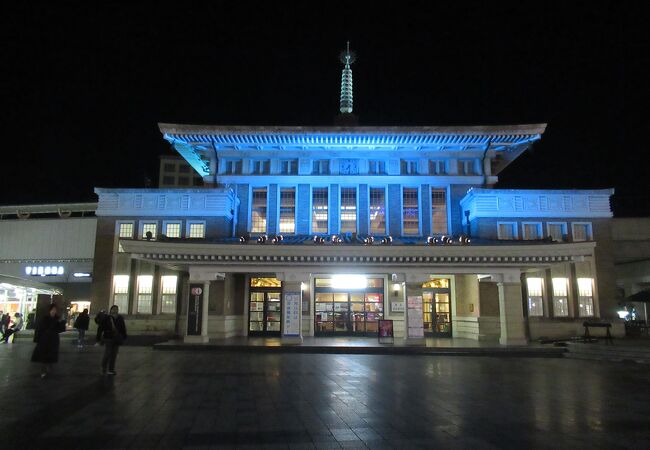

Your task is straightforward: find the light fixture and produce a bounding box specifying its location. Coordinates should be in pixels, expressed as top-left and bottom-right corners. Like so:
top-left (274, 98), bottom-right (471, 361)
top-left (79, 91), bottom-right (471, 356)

top-left (313, 235), bottom-right (325, 244)
top-left (272, 235), bottom-right (284, 244)
top-left (239, 236), bottom-right (247, 244)
top-left (73, 272), bottom-right (91, 278)
top-left (257, 235), bottom-right (268, 244)
top-left (393, 283), bottom-right (400, 297)
top-left (381, 236), bottom-right (393, 245)
top-left (331, 235), bottom-right (342, 244)
top-left (300, 282), bottom-right (306, 292)
top-left (617, 309), bottom-right (629, 319)
top-left (331, 275), bottom-right (367, 289)
top-left (364, 236), bottom-right (374, 245)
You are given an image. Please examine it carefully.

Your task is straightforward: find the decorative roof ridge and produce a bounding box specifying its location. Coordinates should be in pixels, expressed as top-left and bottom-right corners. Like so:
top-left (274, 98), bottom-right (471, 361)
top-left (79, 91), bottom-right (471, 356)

top-left (465, 187), bottom-right (615, 196)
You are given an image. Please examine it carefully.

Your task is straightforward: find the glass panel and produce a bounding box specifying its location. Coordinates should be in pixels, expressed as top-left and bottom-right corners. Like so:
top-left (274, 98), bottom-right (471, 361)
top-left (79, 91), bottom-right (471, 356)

top-left (334, 315), bottom-right (347, 331)
top-left (421, 278), bottom-right (449, 288)
top-left (366, 320), bottom-right (379, 333)
top-left (334, 302), bottom-right (349, 312)
top-left (249, 321), bottom-right (264, 331)
top-left (351, 313), bottom-right (365, 332)
top-left (369, 188), bottom-right (386, 235)
top-left (312, 187), bottom-right (329, 233)
top-left (402, 188), bottom-right (419, 235)
top-left (365, 293), bottom-right (381, 302)
top-left (315, 278), bottom-right (332, 287)
top-left (251, 292), bottom-right (265, 301)
top-left (119, 223), bottom-right (134, 239)
top-left (366, 278), bottom-right (384, 288)
top-left (315, 293), bottom-right (333, 302)
top-left (340, 187), bottom-right (357, 233)
top-left (350, 302), bottom-right (364, 312)
top-left (250, 302), bottom-right (264, 312)
top-left (350, 293), bottom-right (364, 302)
top-left (317, 322), bottom-right (334, 332)
top-left (333, 293), bottom-right (348, 302)
top-left (250, 278), bottom-right (282, 287)
top-left (189, 223), bottom-right (205, 238)
top-left (249, 312), bottom-right (264, 321)
top-left (266, 321), bottom-right (280, 331)
top-left (251, 188), bottom-right (268, 233)
top-left (267, 292), bottom-right (281, 301)
top-left (315, 302), bottom-right (333, 312)
top-left (279, 188), bottom-right (296, 233)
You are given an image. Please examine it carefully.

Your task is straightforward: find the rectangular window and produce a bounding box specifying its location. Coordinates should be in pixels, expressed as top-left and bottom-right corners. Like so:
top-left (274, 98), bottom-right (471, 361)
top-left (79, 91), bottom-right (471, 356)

top-left (137, 275), bottom-right (153, 314)
top-left (572, 223), bottom-right (593, 242)
top-left (369, 188), bottom-right (386, 235)
top-left (368, 160), bottom-right (385, 174)
top-left (251, 188), bottom-right (268, 233)
top-left (279, 188), bottom-right (296, 233)
top-left (188, 222), bottom-right (205, 238)
top-left (577, 278), bottom-right (594, 317)
top-left (164, 222), bottom-right (181, 238)
top-left (313, 160), bottom-right (330, 175)
top-left (252, 160), bottom-right (269, 174)
top-left (552, 278), bottom-right (569, 317)
top-left (178, 164), bottom-right (190, 173)
top-left (162, 176), bottom-right (175, 185)
top-left (340, 187), bottom-right (357, 233)
top-left (400, 160), bottom-right (418, 175)
top-left (141, 222), bottom-right (157, 240)
top-left (163, 163), bottom-right (175, 172)
top-left (522, 223), bottom-right (542, 240)
top-left (429, 160), bottom-right (446, 175)
top-left (526, 277), bottom-right (544, 317)
top-left (119, 223), bottom-right (134, 239)
top-left (459, 160), bottom-right (476, 175)
top-left (112, 275), bottom-right (129, 313)
top-left (547, 223), bottom-right (567, 242)
top-left (431, 188), bottom-right (448, 234)
top-left (280, 160), bottom-right (297, 175)
top-left (312, 187), bottom-right (328, 233)
top-left (177, 176), bottom-right (190, 186)
top-left (402, 188), bottom-right (419, 235)
top-left (225, 160), bottom-right (242, 174)
top-left (497, 222), bottom-right (517, 240)
top-left (160, 275), bottom-right (178, 314)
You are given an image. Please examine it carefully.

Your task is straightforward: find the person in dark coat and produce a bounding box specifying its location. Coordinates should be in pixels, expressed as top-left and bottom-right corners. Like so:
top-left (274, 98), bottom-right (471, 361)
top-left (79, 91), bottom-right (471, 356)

top-left (73, 308), bottom-right (90, 348)
top-left (26, 309), bottom-right (36, 330)
top-left (31, 304), bottom-right (66, 378)
top-left (1, 313), bottom-right (23, 343)
top-left (97, 305), bottom-right (127, 376)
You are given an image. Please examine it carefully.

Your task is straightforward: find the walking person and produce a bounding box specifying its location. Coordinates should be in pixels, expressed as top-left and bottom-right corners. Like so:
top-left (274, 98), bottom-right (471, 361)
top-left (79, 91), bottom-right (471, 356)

top-left (0, 312), bottom-right (9, 336)
top-left (98, 305), bottom-right (127, 376)
top-left (73, 308), bottom-right (90, 348)
top-left (31, 304), bottom-right (66, 378)
top-left (1, 313), bottom-right (23, 343)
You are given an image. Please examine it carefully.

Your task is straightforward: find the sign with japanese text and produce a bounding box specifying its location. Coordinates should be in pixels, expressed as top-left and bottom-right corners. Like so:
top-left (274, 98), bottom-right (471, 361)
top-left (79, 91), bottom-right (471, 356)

top-left (283, 292), bottom-right (301, 336)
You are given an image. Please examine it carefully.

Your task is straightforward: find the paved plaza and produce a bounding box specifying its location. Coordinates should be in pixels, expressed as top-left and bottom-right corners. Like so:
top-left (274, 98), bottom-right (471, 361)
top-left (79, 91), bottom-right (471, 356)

top-left (0, 342), bottom-right (649, 449)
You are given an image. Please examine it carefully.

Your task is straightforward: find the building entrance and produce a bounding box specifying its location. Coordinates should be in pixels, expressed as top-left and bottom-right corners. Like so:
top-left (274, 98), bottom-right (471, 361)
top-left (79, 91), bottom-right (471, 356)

top-left (314, 276), bottom-right (384, 336)
top-left (248, 278), bottom-right (282, 336)
top-left (422, 278), bottom-right (452, 337)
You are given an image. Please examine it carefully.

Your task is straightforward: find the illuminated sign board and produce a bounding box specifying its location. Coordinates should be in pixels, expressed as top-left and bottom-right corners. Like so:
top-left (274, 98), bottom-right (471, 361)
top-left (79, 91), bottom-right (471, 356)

top-left (25, 266), bottom-right (64, 277)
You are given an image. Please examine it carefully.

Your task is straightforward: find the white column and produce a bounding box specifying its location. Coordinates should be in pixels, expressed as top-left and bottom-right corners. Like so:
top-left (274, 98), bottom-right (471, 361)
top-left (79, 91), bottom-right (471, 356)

top-left (277, 272), bottom-right (309, 344)
top-left (498, 281), bottom-right (528, 346)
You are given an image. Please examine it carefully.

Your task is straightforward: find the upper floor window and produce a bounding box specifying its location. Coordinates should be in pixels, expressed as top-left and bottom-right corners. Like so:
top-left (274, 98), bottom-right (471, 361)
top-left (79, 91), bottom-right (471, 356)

top-left (400, 160), bottom-right (418, 175)
top-left (280, 160), bottom-right (297, 175)
top-left (402, 188), bottom-right (420, 235)
top-left (225, 160), bottom-right (242, 174)
top-left (340, 187), bottom-right (357, 233)
top-left (136, 275), bottom-right (153, 314)
top-left (431, 189), bottom-right (448, 234)
top-left (572, 222), bottom-right (593, 242)
top-left (162, 176), bottom-right (175, 185)
top-left (522, 222), bottom-right (542, 240)
top-left (163, 222), bottom-right (181, 238)
top-left (251, 160), bottom-right (270, 175)
top-left (547, 222), bottom-right (567, 242)
top-left (313, 160), bottom-right (330, 175)
top-left (368, 160), bottom-right (385, 175)
top-left (279, 188), bottom-right (296, 234)
top-left (577, 278), bottom-right (594, 317)
top-left (526, 277), bottom-right (544, 317)
top-left (188, 222), bottom-right (205, 238)
top-left (178, 165), bottom-right (190, 173)
top-left (429, 160), bottom-right (446, 175)
top-left (312, 187), bottom-right (328, 233)
top-left (163, 163), bottom-right (176, 172)
top-left (369, 187), bottom-right (386, 235)
top-left (141, 222), bottom-right (157, 240)
top-left (177, 176), bottom-right (190, 186)
top-left (458, 159), bottom-right (477, 175)
top-left (497, 222), bottom-right (517, 240)
top-left (552, 278), bottom-right (569, 317)
top-left (250, 188), bottom-right (268, 233)
top-left (118, 222), bottom-right (134, 239)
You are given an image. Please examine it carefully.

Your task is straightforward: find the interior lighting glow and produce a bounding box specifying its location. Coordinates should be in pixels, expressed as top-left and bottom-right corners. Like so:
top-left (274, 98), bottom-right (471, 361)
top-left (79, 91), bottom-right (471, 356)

top-left (73, 272), bottom-right (91, 278)
top-left (617, 310), bottom-right (629, 319)
top-left (331, 275), bottom-right (367, 290)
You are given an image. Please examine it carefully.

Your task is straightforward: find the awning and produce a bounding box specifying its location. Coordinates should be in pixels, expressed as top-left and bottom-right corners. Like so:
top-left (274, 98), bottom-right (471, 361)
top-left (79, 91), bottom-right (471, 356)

top-left (625, 289), bottom-right (650, 303)
top-left (0, 274), bottom-right (62, 293)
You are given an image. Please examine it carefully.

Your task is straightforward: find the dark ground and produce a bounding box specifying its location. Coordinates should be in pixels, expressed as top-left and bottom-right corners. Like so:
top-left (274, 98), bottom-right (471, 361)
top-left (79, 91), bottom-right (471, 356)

top-left (1, 342), bottom-right (649, 449)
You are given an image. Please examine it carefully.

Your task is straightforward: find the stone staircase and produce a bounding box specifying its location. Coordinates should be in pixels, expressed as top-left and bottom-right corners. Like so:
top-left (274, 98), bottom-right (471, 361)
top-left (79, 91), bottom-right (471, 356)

top-left (564, 341), bottom-right (650, 364)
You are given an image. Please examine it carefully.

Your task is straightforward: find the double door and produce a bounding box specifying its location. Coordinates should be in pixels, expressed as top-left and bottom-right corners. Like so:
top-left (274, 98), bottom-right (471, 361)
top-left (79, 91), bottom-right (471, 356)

top-left (423, 290), bottom-right (451, 337)
top-left (248, 291), bottom-right (281, 336)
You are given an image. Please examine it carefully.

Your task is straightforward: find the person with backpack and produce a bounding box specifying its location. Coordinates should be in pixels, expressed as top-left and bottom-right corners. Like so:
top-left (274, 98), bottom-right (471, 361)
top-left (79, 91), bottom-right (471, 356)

top-left (1, 313), bottom-right (23, 343)
top-left (73, 308), bottom-right (90, 348)
top-left (97, 305), bottom-right (127, 376)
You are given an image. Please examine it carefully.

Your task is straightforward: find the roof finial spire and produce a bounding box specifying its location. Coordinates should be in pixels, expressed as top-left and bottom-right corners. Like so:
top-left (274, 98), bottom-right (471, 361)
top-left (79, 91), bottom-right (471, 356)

top-left (339, 41), bottom-right (356, 114)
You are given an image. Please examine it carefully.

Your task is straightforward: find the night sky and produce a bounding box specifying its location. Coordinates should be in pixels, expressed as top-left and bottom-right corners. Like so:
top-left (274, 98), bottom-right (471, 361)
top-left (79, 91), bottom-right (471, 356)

top-left (3, 2), bottom-right (648, 216)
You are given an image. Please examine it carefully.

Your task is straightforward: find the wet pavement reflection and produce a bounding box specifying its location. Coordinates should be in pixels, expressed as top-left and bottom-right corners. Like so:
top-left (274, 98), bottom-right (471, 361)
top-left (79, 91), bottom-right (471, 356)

top-left (1, 343), bottom-right (649, 449)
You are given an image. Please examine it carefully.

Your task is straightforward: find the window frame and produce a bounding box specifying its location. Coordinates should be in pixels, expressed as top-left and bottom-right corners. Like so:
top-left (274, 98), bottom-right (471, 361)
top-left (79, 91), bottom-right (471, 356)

top-left (162, 220), bottom-right (183, 238)
top-left (280, 159), bottom-right (297, 175)
top-left (546, 222), bottom-right (568, 242)
top-left (497, 221), bottom-right (518, 240)
top-left (571, 222), bottom-right (593, 242)
top-left (551, 277), bottom-right (570, 317)
top-left (310, 186), bottom-right (329, 234)
top-left (313, 159), bottom-right (330, 175)
top-left (139, 221), bottom-right (158, 240)
top-left (429, 159), bottom-right (446, 175)
top-left (368, 186), bottom-right (388, 236)
top-left (160, 275), bottom-right (178, 314)
top-left (249, 186), bottom-right (269, 234)
top-left (339, 186), bottom-right (358, 234)
top-left (430, 187), bottom-right (449, 235)
top-left (368, 160), bottom-right (385, 175)
top-left (521, 222), bottom-right (543, 240)
top-left (577, 277), bottom-right (595, 317)
top-left (400, 159), bottom-right (418, 175)
top-left (112, 275), bottom-right (130, 313)
top-left (526, 277), bottom-right (544, 317)
top-left (401, 186), bottom-right (421, 236)
top-left (277, 186), bottom-right (297, 234)
top-left (136, 275), bottom-right (154, 315)
top-left (116, 221), bottom-right (135, 239)
top-left (186, 220), bottom-right (206, 239)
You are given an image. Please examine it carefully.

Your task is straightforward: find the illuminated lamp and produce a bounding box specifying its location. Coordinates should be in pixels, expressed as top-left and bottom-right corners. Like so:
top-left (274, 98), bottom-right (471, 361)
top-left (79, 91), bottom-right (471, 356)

top-left (239, 236), bottom-right (247, 243)
top-left (272, 235), bottom-right (284, 244)
top-left (426, 236), bottom-right (435, 245)
top-left (313, 235), bottom-right (325, 244)
top-left (44, 266), bottom-right (51, 275)
top-left (331, 235), bottom-right (342, 244)
top-left (381, 236), bottom-right (393, 245)
top-left (364, 236), bottom-right (374, 245)
top-left (57, 266), bottom-right (64, 275)
top-left (331, 275), bottom-right (367, 290)
top-left (25, 267), bottom-right (32, 275)
top-left (257, 235), bottom-right (268, 244)
top-left (617, 310), bottom-right (628, 319)
top-left (73, 272), bottom-right (91, 278)
top-left (393, 283), bottom-right (400, 297)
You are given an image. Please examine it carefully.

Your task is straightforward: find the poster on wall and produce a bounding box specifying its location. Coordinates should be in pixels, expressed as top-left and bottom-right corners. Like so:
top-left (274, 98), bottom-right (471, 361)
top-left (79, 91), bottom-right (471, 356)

top-left (283, 292), bottom-right (301, 336)
top-left (187, 284), bottom-right (203, 335)
top-left (406, 295), bottom-right (424, 338)
top-left (391, 301), bottom-right (405, 313)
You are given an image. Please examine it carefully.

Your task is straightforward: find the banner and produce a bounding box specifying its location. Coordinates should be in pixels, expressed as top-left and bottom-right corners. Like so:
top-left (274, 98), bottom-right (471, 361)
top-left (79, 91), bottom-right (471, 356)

top-left (407, 295), bottom-right (424, 338)
top-left (187, 284), bottom-right (203, 336)
top-left (283, 292), bottom-right (301, 336)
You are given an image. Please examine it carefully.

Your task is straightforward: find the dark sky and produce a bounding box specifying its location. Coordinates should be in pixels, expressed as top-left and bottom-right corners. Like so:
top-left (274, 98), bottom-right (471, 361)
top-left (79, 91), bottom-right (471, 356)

top-left (3, 1), bottom-right (649, 215)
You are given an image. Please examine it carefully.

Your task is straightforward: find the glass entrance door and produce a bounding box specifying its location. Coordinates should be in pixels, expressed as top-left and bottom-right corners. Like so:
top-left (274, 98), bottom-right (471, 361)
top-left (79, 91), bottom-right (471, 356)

top-left (423, 291), bottom-right (451, 337)
top-left (249, 291), bottom-right (282, 336)
top-left (314, 278), bottom-right (384, 336)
